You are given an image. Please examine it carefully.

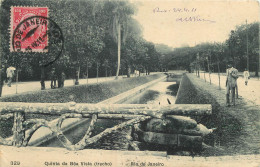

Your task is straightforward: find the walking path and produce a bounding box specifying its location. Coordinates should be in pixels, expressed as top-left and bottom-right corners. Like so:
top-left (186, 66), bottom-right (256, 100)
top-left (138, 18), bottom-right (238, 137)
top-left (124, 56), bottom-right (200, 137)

top-left (196, 72), bottom-right (260, 106)
top-left (1, 76), bottom-right (117, 96)
top-left (1, 73), bottom-right (158, 97)
top-left (5, 71), bottom-right (258, 105)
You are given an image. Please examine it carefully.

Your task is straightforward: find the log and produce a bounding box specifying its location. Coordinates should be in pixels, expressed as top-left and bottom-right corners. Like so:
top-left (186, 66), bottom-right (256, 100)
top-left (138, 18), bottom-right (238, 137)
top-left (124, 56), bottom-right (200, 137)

top-left (178, 134), bottom-right (202, 149)
top-left (146, 116), bottom-right (197, 133)
top-left (145, 118), bottom-right (213, 136)
top-left (0, 102), bottom-right (212, 117)
top-left (0, 113), bottom-right (13, 120)
top-left (167, 115), bottom-right (197, 129)
top-left (84, 116), bottom-right (151, 147)
top-left (168, 126), bottom-right (213, 137)
top-left (83, 114), bottom-right (144, 120)
top-left (141, 132), bottom-right (178, 146)
top-left (145, 118), bottom-right (169, 133)
top-left (137, 131), bottom-right (202, 149)
top-left (12, 112), bottom-right (25, 147)
top-left (181, 124), bottom-right (214, 136)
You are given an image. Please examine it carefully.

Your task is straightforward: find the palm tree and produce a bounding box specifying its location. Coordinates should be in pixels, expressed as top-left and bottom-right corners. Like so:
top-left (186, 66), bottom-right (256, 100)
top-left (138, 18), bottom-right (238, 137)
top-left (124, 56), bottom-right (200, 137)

top-left (110, 2), bottom-right (134, 79)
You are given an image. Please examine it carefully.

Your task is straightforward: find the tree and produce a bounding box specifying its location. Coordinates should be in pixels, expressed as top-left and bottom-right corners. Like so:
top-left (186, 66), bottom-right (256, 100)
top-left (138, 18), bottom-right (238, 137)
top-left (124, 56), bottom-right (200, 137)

top-left (121, 18), bottom-right (143, 77)
top-left (109, 1), bottom-right (135, 79)
top-left (226, 22), bottom-right (259, 75)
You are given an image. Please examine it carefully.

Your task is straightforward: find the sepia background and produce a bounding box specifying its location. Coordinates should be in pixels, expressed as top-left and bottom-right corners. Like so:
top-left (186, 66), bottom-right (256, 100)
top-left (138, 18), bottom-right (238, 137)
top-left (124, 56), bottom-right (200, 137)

top-left (0, 0), bottom-right (259, 167)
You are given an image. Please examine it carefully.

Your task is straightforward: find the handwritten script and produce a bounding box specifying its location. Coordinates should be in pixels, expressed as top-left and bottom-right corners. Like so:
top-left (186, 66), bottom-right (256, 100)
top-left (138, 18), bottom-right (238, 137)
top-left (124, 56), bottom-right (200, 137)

top-left (153, 7), bottom-right (216, 23)
top-left (153, 7), bottom-right (197, 13)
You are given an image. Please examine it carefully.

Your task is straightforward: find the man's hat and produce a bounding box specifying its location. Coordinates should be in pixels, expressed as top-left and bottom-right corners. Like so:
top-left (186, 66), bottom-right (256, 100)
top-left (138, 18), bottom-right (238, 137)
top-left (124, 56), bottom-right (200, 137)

top-left (227, 60), bottom-right (233, 67)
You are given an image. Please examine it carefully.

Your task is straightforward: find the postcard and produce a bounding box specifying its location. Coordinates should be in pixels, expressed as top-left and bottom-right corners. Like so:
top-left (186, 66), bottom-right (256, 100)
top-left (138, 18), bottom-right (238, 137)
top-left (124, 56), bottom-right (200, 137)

top-left (0, 0), bottom-right (259, 167)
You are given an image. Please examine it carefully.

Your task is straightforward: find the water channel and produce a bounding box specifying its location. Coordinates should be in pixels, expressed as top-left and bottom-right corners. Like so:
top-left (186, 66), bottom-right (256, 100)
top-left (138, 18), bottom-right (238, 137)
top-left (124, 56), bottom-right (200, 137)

top-left (1, 75), bottom-right (257, 156)
top-left (38, 80), bottom-right (180, 150)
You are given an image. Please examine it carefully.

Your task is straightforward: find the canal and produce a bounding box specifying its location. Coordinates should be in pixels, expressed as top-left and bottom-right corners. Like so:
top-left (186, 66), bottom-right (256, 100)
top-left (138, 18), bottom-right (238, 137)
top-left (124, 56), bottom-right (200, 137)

top-left (37, 80), bottom-right (180, 150)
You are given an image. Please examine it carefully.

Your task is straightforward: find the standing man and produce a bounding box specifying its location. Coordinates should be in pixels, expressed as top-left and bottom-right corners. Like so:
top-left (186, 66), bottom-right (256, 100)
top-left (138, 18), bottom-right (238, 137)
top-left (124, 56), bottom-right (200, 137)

top-left (58, 72), bottom-right (65, 88)
top-left (6, 66), bottom-right (15, 87)
top-left (226, 63), bottom-right (239, 106)
top-left (50, 68), bottom-right (57, 89)
top-left (243, 68), bottom-right (250, 86)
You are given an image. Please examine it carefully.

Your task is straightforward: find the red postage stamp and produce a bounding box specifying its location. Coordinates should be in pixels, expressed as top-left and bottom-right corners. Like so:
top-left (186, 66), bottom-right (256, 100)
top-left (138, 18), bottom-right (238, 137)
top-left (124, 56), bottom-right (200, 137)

top-left (10, 6), bottom-right (48, 52)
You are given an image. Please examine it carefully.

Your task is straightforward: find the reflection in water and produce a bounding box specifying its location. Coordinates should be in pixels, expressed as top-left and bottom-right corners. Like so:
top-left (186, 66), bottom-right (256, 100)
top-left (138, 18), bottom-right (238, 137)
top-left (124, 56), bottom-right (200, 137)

top-left (124, 82), bottom-right (178, 105)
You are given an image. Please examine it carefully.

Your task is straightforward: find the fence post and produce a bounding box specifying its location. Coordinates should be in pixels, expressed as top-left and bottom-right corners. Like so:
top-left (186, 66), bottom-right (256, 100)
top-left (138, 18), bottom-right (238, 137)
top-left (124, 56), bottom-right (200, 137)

top-left (12, 111), bottom-right (25, 146)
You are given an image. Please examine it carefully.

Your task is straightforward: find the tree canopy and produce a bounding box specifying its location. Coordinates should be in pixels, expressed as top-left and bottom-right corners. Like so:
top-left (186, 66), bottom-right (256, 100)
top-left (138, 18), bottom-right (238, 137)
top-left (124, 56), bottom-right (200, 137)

top-left (161, 22), bottom-right (259, 75)
top-left (0, 0), bottom-right (162, 81)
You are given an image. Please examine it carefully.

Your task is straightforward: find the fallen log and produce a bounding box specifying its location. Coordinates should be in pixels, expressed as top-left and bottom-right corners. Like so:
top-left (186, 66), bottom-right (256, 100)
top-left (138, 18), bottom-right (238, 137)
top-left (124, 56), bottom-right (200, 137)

top-left (145, 118), bottom-right (213, 136)
top-left (136, 131), bottom-right (202, 149)
top-left (0, 102), bottom-right (212, 117)
top-left (167, 115), bottom-right (197, 129)
top-left (146, 116), bottom-right (198, 133)
top-left (178, 134), bottom-right (202, 149)
top-left (181, 124), bottom-right (214, 136)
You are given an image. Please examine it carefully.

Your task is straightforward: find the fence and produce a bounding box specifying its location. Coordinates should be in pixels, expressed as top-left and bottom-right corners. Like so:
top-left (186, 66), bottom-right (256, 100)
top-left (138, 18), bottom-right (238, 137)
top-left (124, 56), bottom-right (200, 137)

top-left (0, 102), bottom-right (211, 151)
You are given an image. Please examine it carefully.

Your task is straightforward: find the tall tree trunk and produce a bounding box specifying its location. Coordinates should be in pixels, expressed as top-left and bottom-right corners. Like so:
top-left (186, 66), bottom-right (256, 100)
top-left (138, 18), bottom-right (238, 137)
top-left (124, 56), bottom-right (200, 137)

top-left (121, 65), bottom-right (123, 76)
top-left (0, 72), bottom-right (3, 97)
top-left (86, 63), bottom-right (89, 84)
top-left (115, 24), bottom-right (121, 80)
top-left (197, 55), bottom-right (200, 77)
top-left (96, 62), bottom-right (99, 83)
top-left (207, 57), bottom-right (211, 85)
top-left (75, 66), bottom-right (80, 85)
top-left (255, 58), bottom-right (259, 77)
top-left (0, 49), bottom-right (2, 96)
top-left (105, 66), bottom-right (107, 77)
top-left (16, 69), bottom-right (18, 94)
top-left (259, 22), bottom-right (260, 80)
top-left (198, 66), bottom-right (200, 77)
top-left (256, 64), bottom-right (259, 77)
top-left (203, 61), bottom-right (206, 82)
top-left (40, 66), bottom-right (45, 90)
top-left (246, 20), bottom-right (249, 71)
top-left (126, 64), bottom-right (131, 78)
top-left (0, 63), bottom-right (3, 97)
top-left (217, 58), bottom-right (221, 90)
top-left (196, 61), bottom-right (198, 76)
top-left (0, 32), bottom-right (3, 96)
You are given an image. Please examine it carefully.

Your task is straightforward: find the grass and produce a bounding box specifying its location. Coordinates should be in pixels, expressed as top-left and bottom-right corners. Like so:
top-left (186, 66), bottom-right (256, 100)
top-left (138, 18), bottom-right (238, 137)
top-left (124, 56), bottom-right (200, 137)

top-left (176, 73), bottom-right (260, 156)
top-left (0, 74), bottom-right (164, 138)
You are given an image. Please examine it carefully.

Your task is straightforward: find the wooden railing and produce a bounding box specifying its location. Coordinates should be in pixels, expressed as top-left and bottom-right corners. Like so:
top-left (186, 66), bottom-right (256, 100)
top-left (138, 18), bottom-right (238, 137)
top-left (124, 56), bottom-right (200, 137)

top-left (0, 102), bottom-right (212, 151)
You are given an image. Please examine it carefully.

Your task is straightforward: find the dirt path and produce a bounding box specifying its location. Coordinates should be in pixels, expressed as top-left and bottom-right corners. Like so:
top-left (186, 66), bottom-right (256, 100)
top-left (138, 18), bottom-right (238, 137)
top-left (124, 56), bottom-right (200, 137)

top-left (198, 73), bottom-right (260, 105)
top-left (188, 74), bottom-right (260, 155)
top-left (1, 76), bottom-right (120, 96)
top-left (1, 73), bottom-right (162, 96)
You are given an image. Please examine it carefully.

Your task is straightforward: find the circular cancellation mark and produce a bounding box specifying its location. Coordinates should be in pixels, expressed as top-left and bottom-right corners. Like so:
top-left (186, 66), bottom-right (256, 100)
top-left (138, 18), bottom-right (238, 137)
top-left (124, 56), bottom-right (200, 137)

top-left (12, 15), bottom-right (64, 67)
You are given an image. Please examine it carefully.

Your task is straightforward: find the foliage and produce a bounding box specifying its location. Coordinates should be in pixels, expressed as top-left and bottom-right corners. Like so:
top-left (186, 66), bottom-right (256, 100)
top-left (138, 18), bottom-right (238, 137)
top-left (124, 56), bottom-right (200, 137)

top-left (0, 0), bottom-right (163, 82)
top-left (162, 22), bottom-right (259, 75)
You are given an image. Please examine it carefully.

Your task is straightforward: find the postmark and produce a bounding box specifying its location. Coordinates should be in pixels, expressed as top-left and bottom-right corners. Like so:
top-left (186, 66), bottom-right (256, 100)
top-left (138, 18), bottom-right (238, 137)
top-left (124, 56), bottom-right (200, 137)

top-left (11, 7), bottom-right (64, 67)
top-left (11, 6), bottom-right (48, 52)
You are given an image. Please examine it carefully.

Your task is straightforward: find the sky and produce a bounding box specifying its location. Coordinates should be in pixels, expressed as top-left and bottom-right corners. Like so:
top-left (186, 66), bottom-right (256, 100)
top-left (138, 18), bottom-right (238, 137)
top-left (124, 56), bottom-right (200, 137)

top-left (132, 0), bottom-right (259, 49)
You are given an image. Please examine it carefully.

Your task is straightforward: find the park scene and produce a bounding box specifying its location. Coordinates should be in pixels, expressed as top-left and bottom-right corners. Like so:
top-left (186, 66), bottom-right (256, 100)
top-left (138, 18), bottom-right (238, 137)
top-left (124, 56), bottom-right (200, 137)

top-left (0, 0), bottom-right (259, 166)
